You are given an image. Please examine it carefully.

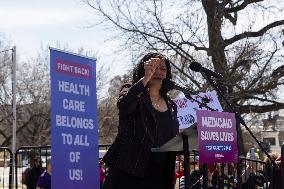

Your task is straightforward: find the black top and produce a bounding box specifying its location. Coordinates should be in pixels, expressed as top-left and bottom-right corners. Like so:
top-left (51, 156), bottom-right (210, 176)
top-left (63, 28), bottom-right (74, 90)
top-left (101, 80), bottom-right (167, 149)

top-left (144, 108), bottom-right (174, 188)
top-left (149, 108), bottom-right (174, 168)
top-left (153, 108), bottom-right (173, 147)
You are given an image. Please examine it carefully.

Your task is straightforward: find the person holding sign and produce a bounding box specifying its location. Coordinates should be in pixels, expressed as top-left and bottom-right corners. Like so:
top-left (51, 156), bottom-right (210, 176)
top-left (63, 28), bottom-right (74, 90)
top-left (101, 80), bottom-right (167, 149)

top-left (36, 158), bottom-right (51, 189)
top-left (102, 53), bottom-right (179, 189)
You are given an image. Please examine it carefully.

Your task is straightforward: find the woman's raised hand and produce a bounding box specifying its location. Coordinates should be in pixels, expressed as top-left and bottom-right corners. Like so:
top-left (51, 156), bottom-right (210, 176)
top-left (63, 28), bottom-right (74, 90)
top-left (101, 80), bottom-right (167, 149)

top-left (142, 58), bottom-right (160, 86)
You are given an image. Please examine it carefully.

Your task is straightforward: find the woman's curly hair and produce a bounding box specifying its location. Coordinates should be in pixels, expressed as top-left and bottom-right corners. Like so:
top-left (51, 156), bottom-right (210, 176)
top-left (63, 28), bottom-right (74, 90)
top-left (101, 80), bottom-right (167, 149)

top-left (132, 52), bottom-right (172, 96)
top-left (132, 52), bottom-right (172, 84)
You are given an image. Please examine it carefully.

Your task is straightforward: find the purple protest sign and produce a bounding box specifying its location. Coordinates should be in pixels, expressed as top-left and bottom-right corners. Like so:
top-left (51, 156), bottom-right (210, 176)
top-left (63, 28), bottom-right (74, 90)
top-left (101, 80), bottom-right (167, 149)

top-left (197, 110), bottom-right (238, 163)
top-left (50, 48), bottom-right (99, 189)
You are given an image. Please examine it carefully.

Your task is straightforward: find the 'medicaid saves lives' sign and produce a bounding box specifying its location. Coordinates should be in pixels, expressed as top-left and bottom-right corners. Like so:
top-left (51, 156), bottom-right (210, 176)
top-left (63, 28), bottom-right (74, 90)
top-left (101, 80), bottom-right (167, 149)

top-left (197, 110), bottom-right (238, 163)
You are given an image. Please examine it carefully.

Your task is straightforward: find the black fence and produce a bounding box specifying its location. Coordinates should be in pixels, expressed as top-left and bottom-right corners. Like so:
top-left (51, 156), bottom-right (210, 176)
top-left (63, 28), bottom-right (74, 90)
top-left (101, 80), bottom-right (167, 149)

top-left (15, 145), bottom-right (51, 189)
top-left (0, 144), bottom-right (282, 188)
top-left (0, 147), bottom-right (12, 189)
top-left (175, 150), bottom-right (283, 189)
top-left (99, 144), bottom-right (284, 189)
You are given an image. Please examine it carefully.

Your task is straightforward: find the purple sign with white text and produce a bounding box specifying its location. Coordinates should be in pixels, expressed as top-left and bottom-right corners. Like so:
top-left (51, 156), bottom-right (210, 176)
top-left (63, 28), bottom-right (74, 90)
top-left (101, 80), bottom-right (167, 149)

top-left (50, 48), bottom-right (99, 189)
top-left (197, 110), bottom-right (238, 163)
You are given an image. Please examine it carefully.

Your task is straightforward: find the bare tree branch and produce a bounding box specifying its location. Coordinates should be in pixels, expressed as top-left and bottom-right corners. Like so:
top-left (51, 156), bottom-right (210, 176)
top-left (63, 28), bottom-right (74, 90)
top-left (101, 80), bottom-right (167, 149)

top-left (239, 103), bottom-right (284, 113)
top-left (272, 64), bottom-right (284, 79)
top-left (225, 0), bottom-right (264, 13)
top-left (224, 12), bottom-right (237, 25)
top-left (1, 113), bottom-right (48, 146)
top-left (225, 20), bottom-right (284, 45)
top-left (177, 41), bottom-right (209, 51)
top-left (245, 48), bottom-right (277, 90)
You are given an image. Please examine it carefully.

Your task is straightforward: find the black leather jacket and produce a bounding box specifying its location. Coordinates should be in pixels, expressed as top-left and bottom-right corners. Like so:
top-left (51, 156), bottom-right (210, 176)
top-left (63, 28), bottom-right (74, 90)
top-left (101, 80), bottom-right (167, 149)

top-left (102, 80), bottom-right (179, 177)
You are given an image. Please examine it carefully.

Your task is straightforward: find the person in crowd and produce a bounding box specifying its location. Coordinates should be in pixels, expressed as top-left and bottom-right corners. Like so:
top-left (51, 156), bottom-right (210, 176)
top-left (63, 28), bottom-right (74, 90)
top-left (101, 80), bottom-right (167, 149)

top-left (175, 158), bottom-right (184, 180)
top-left (275, 155), bottom-right (281, 167)
top-left (23, 154), bottom-right (44, 189)
top-left (177, 167), bottom-right (206, 189)
top-left (210, 163), bottom-right (237, 189)
top-left (36, 158), bottom-right (51, 189)
top-left (174, 157), bottom-right (186, 189)
top-left (263, 152), bottom-right (282, 189)
top-left (190, 155), bottom-right (199, 173)
top-left (189, 169), bottom-right (202, 189)
top-left (99, 161), bottom-right (106, 188)
top-left (102, 52), bottom-right (179, 189)
top-left (242, 150), bottom-right (266, 189)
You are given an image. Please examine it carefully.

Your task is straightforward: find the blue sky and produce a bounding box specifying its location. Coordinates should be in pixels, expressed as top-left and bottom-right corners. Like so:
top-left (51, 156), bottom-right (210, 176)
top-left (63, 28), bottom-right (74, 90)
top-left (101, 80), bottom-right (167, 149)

top-left (0, 0), bottom-right (131, 76)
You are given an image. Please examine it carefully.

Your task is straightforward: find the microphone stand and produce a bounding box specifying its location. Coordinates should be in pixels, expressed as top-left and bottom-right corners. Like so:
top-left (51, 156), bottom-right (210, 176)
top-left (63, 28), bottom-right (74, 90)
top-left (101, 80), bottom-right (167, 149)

top-left (173, 79), bottom-right (276, 189)
top-left (203, 73), bottom-right (278, 168)
top-left (177, 90), bottom-right (217, 189)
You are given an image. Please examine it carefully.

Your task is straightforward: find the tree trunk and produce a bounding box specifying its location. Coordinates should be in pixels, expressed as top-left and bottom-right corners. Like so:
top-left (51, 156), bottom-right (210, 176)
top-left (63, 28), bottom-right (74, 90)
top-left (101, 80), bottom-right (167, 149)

top-left (202, 0), bottom-right (245, 155)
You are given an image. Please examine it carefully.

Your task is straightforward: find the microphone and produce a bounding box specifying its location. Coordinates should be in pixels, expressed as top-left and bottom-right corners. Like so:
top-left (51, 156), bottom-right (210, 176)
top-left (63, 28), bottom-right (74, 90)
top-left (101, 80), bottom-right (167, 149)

top-left (189, 62), bottom-right (223, 79)
top-left (162, 78), bottom-right (194, 95)
top-left (162, 78), bottom-right (210, 104)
